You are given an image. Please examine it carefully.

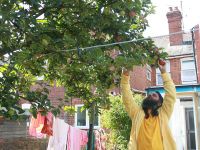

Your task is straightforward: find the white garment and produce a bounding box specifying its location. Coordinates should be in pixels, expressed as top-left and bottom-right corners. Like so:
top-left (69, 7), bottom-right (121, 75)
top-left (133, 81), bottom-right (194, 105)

top-left (47, 118), bottom-right (69, 150)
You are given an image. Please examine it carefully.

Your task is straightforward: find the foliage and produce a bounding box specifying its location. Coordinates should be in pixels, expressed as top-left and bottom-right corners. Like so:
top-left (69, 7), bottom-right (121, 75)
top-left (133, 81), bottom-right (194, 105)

top-left (63, 105), bottom-right (76, 115)
top-left (0, 0), bottom-right (167, 119)
top-left (101, 95), bottom-right (143, 150)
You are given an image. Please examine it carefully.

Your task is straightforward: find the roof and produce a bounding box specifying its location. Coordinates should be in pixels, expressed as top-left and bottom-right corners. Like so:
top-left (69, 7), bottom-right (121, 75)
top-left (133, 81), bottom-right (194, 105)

top-left (152, 33), bottom-right (193, 56)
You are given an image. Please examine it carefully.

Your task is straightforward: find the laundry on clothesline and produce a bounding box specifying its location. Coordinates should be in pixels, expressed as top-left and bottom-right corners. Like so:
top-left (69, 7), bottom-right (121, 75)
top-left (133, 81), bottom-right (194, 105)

top-left (28, 112), bottom-right (107, 150)
top-left (29, 112), bottom-right (53, 138)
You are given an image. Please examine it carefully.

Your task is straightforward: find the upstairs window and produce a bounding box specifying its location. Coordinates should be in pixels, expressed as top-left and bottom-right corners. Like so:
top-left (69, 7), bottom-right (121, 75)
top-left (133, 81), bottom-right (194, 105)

top-left (181, 58), bottom-right (197, 84)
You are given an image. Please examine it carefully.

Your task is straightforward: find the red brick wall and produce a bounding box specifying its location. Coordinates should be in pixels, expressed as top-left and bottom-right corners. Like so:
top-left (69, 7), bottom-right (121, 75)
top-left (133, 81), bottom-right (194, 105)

top-left (48, 85), bottom-right (65, 107)
top-left (0, 138), bottom-right (48, 150)
top-left (151, 67), bottom-right (156, 86)
top-left (129, 66), bottom-right (149, 91)
top-left (65, 98), bottom-right (83, 126)
top-left (170, 58), bottom-right (181, 85)
top-left (166, 7), bottom-right (183, 46)
top-left (151, 58), bottom-right (181, 86)
top-left (194, 25), bottom-right (200, 83)
top-left (151, 57), bottom-right (197, 86)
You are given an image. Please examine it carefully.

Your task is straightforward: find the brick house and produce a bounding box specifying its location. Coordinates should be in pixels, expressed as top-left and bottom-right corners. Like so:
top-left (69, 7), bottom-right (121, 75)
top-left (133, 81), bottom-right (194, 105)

top-left (146, 7), bottom-right (200, 150)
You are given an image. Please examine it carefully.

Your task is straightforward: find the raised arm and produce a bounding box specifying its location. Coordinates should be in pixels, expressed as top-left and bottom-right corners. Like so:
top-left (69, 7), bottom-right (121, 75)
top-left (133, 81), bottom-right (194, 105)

top-left (120, 69), bottom-right (139, 119)
top-left (159, 62), bottom-right (176, 119)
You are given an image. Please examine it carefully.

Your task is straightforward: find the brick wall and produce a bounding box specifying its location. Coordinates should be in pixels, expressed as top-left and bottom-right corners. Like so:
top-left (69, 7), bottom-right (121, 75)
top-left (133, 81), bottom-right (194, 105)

top-left (30, 83), bottom-right (65, 107)
top-left (151, 67), bottom-right (156, 86)
top-left (48, 85), bottom-right (65, 107)
top-left (0, 120), bottom-right (27, 139)
top-left (166, 7), bottom-right (183, 46)
top-left (130, 66), bottom-right (150, 91)
top-left (0, 138), bottom-right (48, 150)
top-left (151, 57), bottom-right (193, 86)
top-left (170, 58), bottom-right (181, 85)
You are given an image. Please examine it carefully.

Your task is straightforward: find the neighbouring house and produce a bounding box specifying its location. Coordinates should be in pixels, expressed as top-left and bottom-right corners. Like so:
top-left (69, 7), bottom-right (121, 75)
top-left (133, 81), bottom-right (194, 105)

top-left (146, 7), bottom-right (200, 150)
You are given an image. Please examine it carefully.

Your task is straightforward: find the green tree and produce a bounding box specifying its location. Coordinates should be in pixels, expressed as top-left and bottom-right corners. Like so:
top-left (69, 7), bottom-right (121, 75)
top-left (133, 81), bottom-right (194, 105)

top-left (101, 95), bottom-right (143, 150)
top-left (0, 0), bottom-right (167, 149)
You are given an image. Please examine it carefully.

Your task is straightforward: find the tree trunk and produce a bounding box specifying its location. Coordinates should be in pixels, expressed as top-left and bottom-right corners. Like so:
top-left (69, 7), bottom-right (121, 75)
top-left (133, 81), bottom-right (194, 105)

top-left (87, 102), bottom-right (95, 150)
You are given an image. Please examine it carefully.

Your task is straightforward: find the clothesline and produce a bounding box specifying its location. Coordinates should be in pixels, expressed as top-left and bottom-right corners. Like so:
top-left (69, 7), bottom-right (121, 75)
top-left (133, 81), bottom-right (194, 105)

top-left (29, 112), bottom-right (106, 150)
top-left (57, 28), bottom-right (199, 52)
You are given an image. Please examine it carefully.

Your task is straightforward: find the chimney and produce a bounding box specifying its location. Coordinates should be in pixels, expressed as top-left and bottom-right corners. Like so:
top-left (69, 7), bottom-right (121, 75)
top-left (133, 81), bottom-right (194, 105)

top-left (166, 7), bottom-right (183, 46)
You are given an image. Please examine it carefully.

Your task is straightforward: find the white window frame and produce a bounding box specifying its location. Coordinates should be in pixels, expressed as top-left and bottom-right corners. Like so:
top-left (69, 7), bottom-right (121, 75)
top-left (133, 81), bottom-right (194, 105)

top-left (75, 104), bottom-right (100, 129)
top-left (156, 60), bottom-right (170, 85)
top-left (181, 58), bottom-right (197, 84)
top-left (146, 65), bottom-right (151, 81)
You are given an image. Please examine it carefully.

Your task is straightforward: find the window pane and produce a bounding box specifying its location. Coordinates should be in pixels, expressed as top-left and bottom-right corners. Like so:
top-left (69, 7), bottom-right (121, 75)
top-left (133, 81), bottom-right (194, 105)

top-left (157, 74), bottom-right (163, 85)
top-left (190, 133), bottom-right (196, 149)
top-left (182, 60), bottom-right (195, 70)
top-left (146, 70), bottom-right (151, 80)
top-left (182, 70), bottom-right (197, 83)
top-left (189, 111), bottom-right (195, 131)
top-left (94, 114), bottom-right (99, 126)
top-left (77, 107), bottom-right (86, 126)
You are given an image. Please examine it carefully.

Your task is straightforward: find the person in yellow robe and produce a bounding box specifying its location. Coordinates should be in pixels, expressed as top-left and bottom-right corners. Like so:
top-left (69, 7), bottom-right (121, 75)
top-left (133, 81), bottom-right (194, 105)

top-left (121, 61), bottom-right (176, 150)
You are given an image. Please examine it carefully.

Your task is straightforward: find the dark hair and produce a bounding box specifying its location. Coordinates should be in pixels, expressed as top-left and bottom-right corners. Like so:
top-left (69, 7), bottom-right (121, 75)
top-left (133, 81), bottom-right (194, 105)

top-left (155, 91), bottom-right (163, 104)
top-left (142, 93), bottom-right (163, 119)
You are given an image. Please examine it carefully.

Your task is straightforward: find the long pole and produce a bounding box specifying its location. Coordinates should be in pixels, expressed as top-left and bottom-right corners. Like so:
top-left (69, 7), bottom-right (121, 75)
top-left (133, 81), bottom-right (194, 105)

top-left (87, 102), bottom-right (95, 150)
top-left (191, 28), bottom-right (199, 83)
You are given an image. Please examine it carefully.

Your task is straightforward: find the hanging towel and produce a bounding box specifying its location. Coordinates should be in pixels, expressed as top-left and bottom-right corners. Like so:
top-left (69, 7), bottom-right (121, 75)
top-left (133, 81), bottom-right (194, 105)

top-left (94, 129), bottom-right (107, 150)
top-left (67, 127), bottom-right (88, 150)
top-left (29, 112), bottom-right (45, 138)
top-left (47, 118), bottom-right (69, 150)
top-left (41, 116), bottom-right (53, 136)
top-left (29, 112), bottom-right (53, 138)
top-left (81, 130), bottom-right (88, 146)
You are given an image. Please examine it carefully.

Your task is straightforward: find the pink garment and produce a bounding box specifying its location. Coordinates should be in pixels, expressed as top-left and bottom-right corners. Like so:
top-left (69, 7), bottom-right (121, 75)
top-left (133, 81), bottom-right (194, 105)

top-left (67, 127), bottom-right (88, 150)
top-left (29, 112), bottom-right (52, 138)
top-left (95, 129), bottom-right (107, 150)
top-left (80, 130), bottom-right (88, 146)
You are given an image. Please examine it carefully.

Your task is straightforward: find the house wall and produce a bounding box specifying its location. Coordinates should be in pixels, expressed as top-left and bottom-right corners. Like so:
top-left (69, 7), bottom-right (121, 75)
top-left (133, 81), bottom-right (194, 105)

top-left (170, 58), bottom-right (181, 84)
top-left (0, 120), bottom-right (27, 139)
top-left (194, 25), bottom-right (200, 83)
top-left (129, 66), bottom-right (152, 91)
top-left (150, 6), bottom-right (200, 149)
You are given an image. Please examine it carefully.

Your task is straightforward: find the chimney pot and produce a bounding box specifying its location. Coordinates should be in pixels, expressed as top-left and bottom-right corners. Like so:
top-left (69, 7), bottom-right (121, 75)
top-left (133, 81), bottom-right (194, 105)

top-left (169, 7), bottom-right (173, 11)
top-left (166, 6), bottom-right (183, 46)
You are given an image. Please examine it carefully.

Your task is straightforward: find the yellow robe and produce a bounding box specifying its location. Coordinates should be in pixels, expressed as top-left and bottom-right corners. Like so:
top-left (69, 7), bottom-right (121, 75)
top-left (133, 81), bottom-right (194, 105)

top-left (120, 73), bottom-right (176, 150)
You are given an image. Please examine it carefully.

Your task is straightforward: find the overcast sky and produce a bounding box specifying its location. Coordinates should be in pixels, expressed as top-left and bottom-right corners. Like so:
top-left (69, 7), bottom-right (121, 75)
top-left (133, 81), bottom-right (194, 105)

top-left (144, 0), bottom-right (200, 37)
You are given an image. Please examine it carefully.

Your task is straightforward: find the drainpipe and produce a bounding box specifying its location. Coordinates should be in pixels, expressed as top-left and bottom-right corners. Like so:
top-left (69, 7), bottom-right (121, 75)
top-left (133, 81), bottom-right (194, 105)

top-left (191, 28), bottom-right (199, 83)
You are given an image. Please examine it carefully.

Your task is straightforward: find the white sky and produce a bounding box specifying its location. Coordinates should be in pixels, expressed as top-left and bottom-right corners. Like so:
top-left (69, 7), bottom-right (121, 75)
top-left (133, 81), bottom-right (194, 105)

top-left (144, 0), bottom-right (200, 37)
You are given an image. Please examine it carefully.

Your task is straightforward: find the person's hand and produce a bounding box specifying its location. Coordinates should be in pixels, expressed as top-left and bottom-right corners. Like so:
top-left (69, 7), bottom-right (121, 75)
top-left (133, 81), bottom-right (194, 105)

top-left (122, 67), bottom-right (129, 76)
top-left (158, 59), bottom-right (167, 74)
